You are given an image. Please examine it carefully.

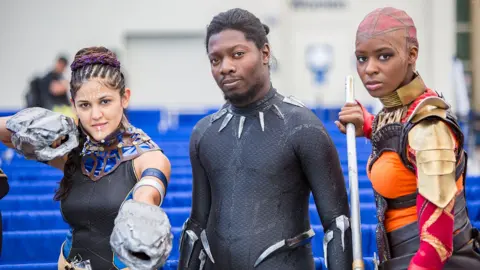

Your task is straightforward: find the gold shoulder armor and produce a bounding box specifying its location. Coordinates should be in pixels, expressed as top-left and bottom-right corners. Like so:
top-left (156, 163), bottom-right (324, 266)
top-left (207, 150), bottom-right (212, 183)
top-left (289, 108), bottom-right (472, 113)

top-left (408, 119), bottom-right (457, 208)
top-left (407, 96), bottom-right (450, 124)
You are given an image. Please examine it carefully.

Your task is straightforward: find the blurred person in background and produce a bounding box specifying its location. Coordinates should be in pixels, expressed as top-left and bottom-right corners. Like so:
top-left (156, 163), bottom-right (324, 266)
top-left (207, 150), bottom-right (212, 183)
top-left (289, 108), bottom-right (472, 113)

top-left (178, 8), bottom-right (352, 270)
top-left (25, 55), bottom-right (75, 118)
top-left (0, 47), bottom-right (172, 270)
top-left (336, 7), bottom-right (480, 269)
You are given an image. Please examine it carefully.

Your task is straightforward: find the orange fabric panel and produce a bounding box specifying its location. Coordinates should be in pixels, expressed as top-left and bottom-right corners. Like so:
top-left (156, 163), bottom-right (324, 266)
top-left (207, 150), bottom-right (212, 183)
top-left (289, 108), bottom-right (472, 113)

top-left (368, 152), bottom-right (418, 232)
top-left (368, 152), bottom-right (417, 199)
top-left (385, 207), bottom-right (417, 232)
top-left (368, 152), bottom-right (465, 233)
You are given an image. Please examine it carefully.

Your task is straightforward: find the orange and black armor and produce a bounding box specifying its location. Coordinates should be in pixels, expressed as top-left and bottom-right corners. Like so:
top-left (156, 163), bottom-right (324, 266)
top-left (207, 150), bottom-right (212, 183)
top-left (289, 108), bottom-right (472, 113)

top-left (360, 74), bottom-right (480, 269)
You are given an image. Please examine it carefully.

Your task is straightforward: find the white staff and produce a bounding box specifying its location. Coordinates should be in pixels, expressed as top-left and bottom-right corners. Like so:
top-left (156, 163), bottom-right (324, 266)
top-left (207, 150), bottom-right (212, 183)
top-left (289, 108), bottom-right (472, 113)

top-left (345, 75), bottom-right (364, 270)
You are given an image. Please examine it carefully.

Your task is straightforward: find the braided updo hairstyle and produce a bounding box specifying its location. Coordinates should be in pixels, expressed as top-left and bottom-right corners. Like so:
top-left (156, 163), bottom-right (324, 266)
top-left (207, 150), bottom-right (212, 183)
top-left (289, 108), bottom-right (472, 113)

top-left (54, 46), bottom-right (126, 201)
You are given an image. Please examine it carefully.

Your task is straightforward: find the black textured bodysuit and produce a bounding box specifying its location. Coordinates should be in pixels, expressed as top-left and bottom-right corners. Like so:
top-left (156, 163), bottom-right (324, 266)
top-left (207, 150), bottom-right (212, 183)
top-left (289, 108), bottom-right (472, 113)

top-left (178, 88), bottom-right (353, 270)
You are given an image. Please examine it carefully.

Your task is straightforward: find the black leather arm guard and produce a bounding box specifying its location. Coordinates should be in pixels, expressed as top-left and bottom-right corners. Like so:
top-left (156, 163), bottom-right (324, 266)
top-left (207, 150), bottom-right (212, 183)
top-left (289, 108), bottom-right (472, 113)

top-left (178, 218), bottom-right (214, 270)
top-left (322, 215), bottom-right (353, 269)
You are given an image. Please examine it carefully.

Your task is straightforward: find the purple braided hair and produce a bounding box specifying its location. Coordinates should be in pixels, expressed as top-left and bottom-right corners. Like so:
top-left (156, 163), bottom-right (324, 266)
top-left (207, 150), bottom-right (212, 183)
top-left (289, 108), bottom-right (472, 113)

top-left (70, 52), bottom-right (121, 71)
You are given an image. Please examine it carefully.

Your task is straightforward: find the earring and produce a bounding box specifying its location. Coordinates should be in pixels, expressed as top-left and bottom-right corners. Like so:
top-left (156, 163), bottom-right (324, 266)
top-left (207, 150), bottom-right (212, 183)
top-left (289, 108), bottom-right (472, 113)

top-left (80, 136), bottom-right (90, 156)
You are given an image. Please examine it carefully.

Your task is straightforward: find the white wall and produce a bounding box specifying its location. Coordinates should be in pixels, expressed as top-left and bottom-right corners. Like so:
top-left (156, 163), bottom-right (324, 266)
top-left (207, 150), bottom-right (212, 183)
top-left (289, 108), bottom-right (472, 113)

top-left (0, 0), bottom-right (456, 110)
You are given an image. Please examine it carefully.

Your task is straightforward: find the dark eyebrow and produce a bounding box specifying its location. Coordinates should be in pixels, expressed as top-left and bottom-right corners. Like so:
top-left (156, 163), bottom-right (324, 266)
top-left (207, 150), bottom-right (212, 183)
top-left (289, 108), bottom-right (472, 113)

top-left (76, 93), bottom-right (112, 103)
top-left (75, 98), bottom-right (89, 103)
top-left (355, 47), bottom-right (394, 55)
top-left (208, 44), bottom-right (249, 57)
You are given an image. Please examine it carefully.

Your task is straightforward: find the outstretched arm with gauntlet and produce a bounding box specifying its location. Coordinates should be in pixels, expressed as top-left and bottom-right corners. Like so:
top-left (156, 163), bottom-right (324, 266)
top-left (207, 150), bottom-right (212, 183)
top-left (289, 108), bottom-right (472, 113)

top-left (0, 107), bottom-right (79, 163)
top-left (110, 151), bottom-right (173, 270)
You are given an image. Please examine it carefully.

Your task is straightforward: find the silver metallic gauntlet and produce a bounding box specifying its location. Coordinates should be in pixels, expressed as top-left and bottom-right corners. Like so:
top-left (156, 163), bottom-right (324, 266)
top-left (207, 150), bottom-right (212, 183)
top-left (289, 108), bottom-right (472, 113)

top-left (6, 107), bottom-right (79, 161)
top-left (179, 218), bottom-right (215, 269)
top-left (323, 215), bottom-right (350, 268)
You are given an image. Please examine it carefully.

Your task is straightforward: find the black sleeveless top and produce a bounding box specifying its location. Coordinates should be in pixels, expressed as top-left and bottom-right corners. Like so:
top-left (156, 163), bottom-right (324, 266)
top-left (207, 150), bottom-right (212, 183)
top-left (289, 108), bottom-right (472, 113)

top-left (59, 123), bottom-right (160, 269)
top-left (61, 161), bottom-right (136, 269)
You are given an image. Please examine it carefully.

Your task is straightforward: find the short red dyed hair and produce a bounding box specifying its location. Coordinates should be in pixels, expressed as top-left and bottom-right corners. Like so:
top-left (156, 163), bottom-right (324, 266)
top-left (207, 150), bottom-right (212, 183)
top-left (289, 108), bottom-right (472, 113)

top-left (356, 7), bottom-right (418, 48)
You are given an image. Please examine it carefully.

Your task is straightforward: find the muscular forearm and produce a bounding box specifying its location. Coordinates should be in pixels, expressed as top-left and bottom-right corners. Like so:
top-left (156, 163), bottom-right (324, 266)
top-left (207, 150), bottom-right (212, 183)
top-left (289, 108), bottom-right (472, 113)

top-left (409, 194), bottom-right (454, 269)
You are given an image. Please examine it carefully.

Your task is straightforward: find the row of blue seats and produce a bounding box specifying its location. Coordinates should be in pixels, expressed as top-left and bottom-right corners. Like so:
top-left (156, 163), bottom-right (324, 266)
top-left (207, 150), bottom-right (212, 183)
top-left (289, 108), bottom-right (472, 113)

top-left (1, 189), bottom-right (374, 210)
top-left (0, 106), bottom-right (368, 129)
top-left (2, 173), bottom-right (374, 186)
top-left (0, 141), bottom-right (370, 161)
top-left (1, 204), bottom-right (372, 231)
top-left (4, 168), bottom-right (480, 192)
top-left (0, 153), bottom-right (373, 169)
top-left (4, 173), bottom-right (480, 197)
top-left (3, 199), bottom-right (480, 231)
top-left (4, 183), bottom-right (480, 213)
top-left (1, 164), bottom-right (373, 180)
top-left (123, 107), bottom-right (362, 125)
top-left (0, 137), bottom-right (367, 153)
top-left (0, 160), bottom-right (372, 180)
top-left (3, 220), bottom-right (479, 265)
top-left (0, 258), bottom-right (377, 270)
top-left (0, 142), bottom-right (373, 162)
top-left (1, 224), bottom-right (380, 264)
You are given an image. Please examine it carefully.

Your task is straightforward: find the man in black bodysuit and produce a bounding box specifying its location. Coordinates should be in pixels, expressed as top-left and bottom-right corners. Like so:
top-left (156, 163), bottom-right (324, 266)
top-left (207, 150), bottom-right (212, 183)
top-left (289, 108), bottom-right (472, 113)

top-left (178, 8), bottom-right (353, 270)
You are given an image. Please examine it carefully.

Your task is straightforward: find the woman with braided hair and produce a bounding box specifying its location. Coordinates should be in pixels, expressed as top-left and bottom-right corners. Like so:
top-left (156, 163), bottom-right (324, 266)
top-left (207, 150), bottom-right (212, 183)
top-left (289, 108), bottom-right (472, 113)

top-left (336, 7), bottom-right (480, 269)
top-left (0, 46), bottom-right (172, 270)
